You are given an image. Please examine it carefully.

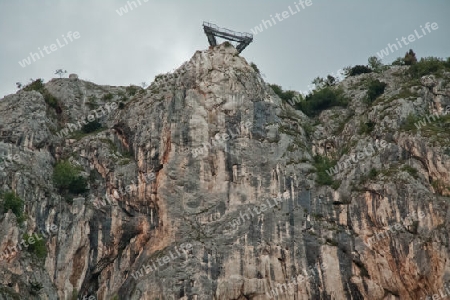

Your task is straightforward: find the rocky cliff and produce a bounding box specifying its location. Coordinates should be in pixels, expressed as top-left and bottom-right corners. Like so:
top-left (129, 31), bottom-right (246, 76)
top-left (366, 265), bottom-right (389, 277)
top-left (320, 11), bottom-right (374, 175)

top-left (0, 43), bottom-right (449, 300)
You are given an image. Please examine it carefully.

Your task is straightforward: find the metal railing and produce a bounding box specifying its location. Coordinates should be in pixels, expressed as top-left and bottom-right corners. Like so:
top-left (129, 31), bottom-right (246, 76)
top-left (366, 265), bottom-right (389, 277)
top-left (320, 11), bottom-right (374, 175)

top-left (203, 22), bottom-right (253, 39)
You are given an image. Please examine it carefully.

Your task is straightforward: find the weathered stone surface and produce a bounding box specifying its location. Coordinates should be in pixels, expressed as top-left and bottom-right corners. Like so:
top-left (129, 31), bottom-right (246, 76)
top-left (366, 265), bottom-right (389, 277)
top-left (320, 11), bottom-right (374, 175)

top-left (0, 43), bottom-right (449, 299)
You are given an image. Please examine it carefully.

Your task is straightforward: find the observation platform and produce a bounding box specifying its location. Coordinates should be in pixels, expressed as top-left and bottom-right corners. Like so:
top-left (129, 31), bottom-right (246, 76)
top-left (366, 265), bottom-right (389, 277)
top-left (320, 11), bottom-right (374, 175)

top-left (203, 22), bottom-right (253, 53)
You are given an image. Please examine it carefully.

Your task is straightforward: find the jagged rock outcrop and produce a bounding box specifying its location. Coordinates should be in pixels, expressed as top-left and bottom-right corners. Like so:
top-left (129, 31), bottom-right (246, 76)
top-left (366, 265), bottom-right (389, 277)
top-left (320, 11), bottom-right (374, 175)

top-left (0, 43), bottom-right (449, 299)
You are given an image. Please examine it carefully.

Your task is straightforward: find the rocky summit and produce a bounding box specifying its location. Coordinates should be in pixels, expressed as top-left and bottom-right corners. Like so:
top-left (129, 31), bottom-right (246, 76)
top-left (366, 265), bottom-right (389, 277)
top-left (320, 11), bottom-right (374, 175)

top-left (0, 43), bottom-right (450, 299)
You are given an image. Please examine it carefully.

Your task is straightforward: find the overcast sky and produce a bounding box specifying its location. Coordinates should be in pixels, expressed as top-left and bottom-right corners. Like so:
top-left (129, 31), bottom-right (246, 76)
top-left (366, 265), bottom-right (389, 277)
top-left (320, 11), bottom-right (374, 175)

top-left (1, 0), bottom-right (449, 98)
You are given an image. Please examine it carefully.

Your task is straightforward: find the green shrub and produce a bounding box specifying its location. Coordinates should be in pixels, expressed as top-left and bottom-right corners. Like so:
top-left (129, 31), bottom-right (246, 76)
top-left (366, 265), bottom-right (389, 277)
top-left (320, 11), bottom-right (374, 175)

top-left (331, 180), bottom-right (341, 190)
top-left (400, 114), bottom-right (421, 131)
top-left (102, 93), bottom-right (113, 101)
top-left (409, 57), bottom-right (450, 78)
top-left (71, 290), bottom-right (79, 300)
top-left (313, 155), bottom-right (337, 186)
top-left (29, 281), bottom-right (43, 296)
top-left (2, 192), bottom-right (24, 218)
top-left (368, 56), bottom-right (385, 73)
top-left (118, 102), bottom-right (125, 109)
top-left (23, 79), bottom-right (45, 92)
top-left (391, 57), bottom-right (405, 66)
top-left (42, 90), bottom-right (58, 108)
top-left (402, 165), bottom-right (419, 179)
top-left (53, 161), bottom-right (77, 190)
top-left (325, 75), bottom-right (337, 86)
top-left (81, 119), bottom-right (102, 133)
top-left (296, 87), bottom-right (349, 117)
top-left (368, 168), bottom-right (378, 180)
top-left (366, 79), bottom-right (387, 103)
top-left (126, 85), bottom-right (138, 96)
top-left (269, 84), bottom-right (282, 96)
top-left (404, 49), bottom-right (417, 65)
top-left (431, 179), bottom-right (450, 195)
top-left (68, 176), bottom-right (88, 194)
top-left (53, 161), bottom-right (88, 194)
top-left (346, 65), bottom-right (372, 77)
top-left (250, 62), bottom-right (260, 74)
top-left (311, 75), bottom-right (337, 90)
top-left (360, 168), bottom-right (378, 184)
top-left (23, 233), bottom-right (47, 259)
top-left (359, 121), bottom-right (376, 134)
top-left (269, 84), bottom-right (296, 102)
top-left (23, 79), bottom-right (58, 108)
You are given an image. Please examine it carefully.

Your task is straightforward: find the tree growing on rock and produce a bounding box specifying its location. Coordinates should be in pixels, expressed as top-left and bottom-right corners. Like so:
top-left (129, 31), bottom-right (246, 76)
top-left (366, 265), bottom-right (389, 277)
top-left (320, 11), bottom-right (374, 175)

top-left (404, 49), bottom-right (417, 65)
top-left (368, 56), bottom-right (385, 73)
top-left (55, 69), bottom-right (67, 78)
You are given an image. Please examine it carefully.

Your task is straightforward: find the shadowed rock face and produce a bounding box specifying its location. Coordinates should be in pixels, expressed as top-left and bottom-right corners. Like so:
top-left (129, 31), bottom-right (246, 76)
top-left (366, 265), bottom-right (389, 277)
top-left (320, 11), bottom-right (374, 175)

top-left (0, 43), bottom-right (449, 299)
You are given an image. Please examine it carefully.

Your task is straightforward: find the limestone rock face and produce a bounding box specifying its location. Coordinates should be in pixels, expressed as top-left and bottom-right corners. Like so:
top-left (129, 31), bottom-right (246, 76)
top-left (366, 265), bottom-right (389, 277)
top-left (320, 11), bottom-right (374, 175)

top-left (0, 43), bottom-right (449, 299)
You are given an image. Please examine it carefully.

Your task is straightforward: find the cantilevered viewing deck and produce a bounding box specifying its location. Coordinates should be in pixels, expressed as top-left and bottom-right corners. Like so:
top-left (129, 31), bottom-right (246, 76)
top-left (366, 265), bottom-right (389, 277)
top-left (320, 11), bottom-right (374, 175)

top-left (203, 22), bottom-right (253, 53)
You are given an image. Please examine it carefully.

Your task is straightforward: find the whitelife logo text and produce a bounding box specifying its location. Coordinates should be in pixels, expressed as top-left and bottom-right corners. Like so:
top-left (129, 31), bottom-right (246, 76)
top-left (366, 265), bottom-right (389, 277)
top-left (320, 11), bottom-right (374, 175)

top-left (18, 31), bottom-right (81, 68)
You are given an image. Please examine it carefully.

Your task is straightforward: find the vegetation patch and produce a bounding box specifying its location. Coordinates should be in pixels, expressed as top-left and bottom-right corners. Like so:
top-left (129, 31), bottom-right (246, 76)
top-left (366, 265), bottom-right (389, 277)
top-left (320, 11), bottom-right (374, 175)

top-left (402, 165), bottom-right (419, 179)
top-left (23, 79), bottom-right (45, 92)
top-left (1, 191), bottom-right (26, 223)
top-left (53, 161), bottom-right (88, 196)
top-left (393, 87), bottom-right (418, 101)
top-left (313, 155), bottom-right (338, 186)
top-left (408, 57), bottom-right (450, 78)
top-left (401, 112), bottom-right (450, 139)
top-left (365, 79), bottom-right (387, 103)
top-left (278, 124), bottom-right (299, 136)
top-left (81, 119), bottom-right (102, 133)
top-left (400, 114), bottom-right (422, 132)
top-left (87, 95), bottom-right (98, 109)
top-left (359, 168), bottom-right (378, 184)
top-left (118, 90), bottom-right (128, 102)
top-left (331, 180), bottom-right (341, 190)
top-left (23, 79), bottom-right (59, 108)
top-left (250, 62), bottom-right (260, 74)
top-left (126, 85), bottom-right (139, 96)
top-left (302, 122), bottom-right (314, 139)
top-left (29, 282), bottom-right (43, 296)
top-left (23, 233), bottom-right (47, 259)
top-left (0, 286), bottom-right (21, 300)
top-left (101, 93), bottom-right (113, 101)
top-left (359, 120), bottom-right (376, 135)
top-left (269, 84), bottom-right (297, 102)
top-left (431, 179), bottom-right (450, 195)
top-left (296, 87), bottom-right (349, 117)
top-left (223, 41), bottom-right (233, 48)
top-left (345, 65), bottom-right (372, 77)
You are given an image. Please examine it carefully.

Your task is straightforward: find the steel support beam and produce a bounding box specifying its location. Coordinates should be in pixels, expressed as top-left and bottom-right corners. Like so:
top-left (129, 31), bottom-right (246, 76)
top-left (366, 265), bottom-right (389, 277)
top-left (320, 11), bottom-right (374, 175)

top-left (203, 22), bottom-right (253, 53)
